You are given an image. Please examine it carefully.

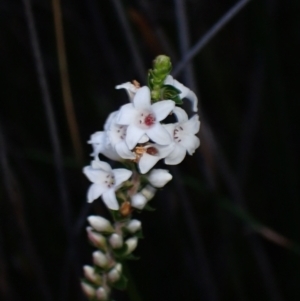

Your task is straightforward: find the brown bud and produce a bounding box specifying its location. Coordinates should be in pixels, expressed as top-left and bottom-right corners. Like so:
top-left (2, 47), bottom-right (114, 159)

top-left (120, 201), bottom-right (132, 217)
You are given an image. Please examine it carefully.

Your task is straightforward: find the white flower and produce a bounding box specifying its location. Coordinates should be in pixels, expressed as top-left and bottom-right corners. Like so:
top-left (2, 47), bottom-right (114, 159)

top-left (115, 82), bottom-right (138, 101)
top-left (86, 226), bottom-right (107, 249)
top-left (137, 143), bottom-right (174, 174)
top-left (140, 185), bottom-right (156, 201)
top-left (164, 107), bottom-right (200, 165)
top-left (88, 131), bottom-right (121, 161)
top-left (81, 282), bottom-right (96, 298)
top-left (125, 237), bottom-right (138, 254)
top-left (148, 169), bottom-right (172, 188)
top-left (83, 160), bottom-right (132, 210)
top-left (106, 112), bottom-right (144, 160)
top-left (131, 193), bottom-right (147, 210)
top-left (109, 233), bottom-right (123, 249)
top-left (125, 219), bottom-right (141, 234)
top-left (83, 265), bottom-right (102, 285)
top-left (164, 75), bottom-right (198, 112)
top-left (116, 86), bottom-right (175, 150)
top-left (87, 215), bottom-right (114, 232)
top-left (96, 287), bottom-right (108, 301)
top-left (92, 250), bottom-right (109, 268)
top-left (107, 263), bottom-right (122, 283)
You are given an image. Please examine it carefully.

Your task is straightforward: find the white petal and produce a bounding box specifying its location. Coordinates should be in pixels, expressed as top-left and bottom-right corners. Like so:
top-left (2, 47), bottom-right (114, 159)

top-left (185, 89), bottom-right (198, 112)
top-left (138, 153), bottom-right (160, 174)
top-left (117, 103), bottom-right (137, 125)
top-left (115, 141), bottom-right (135, 159)
top-left (148, 169), bottom-right (173, 188)
top-left (87, 216), bottom-right (114, 232)
top-left (164, 75), bottom-right (198, 112)
top-left (181, 135), bottom-right (200, 155)
top-left (104, 111), bottom-right (118, 130)
top-left (133, 86), bottom-right (151, 110)
top-left (146, 123), bottom-right (172, 145)
top-left (115, 82), bottom-right (137, 101)
top-left (88, 131), bottom-right (105, 144)
top-left (173, 107), bottom-right (188, 123)
top-left (163, 124), bottom-right (176, 138)
top-left (164, 75), bottom-right (175, 85)
top-left (152, 100), bottom-right (175, 121)
top-left (87, 184), bottom-right (107, 203)
top-left (155, 143), bottom-right (176, 158)
top-left (91, 160), bottom-right (112, 172)
top-left (131, 193), bottom-right (147, 210)
top-left (125, 237), bottom-right (138, 254)
top-left (183, 114), bottom-right (200, 134)
top-left (125, 124), bottom-right (146, 150)
top-left (139, 134), bottom-right (149, 143)
top-left (113, 168), bottom-right (132, 187)
top-left (102, 189), bottom-right (119, 210)
top-left (164, 144), bottom-right (186, 165)
top-left (83, 165), bottom-right (108, 184)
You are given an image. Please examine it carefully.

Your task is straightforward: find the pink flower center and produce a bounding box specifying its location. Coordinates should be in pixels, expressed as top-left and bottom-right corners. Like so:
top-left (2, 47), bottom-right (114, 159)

top-left (144, 114), bottom-right (155, 126)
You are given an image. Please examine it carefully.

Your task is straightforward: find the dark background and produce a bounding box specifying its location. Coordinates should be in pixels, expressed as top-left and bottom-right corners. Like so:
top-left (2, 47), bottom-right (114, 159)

top-left (1, 0), bottom-right (300, 301)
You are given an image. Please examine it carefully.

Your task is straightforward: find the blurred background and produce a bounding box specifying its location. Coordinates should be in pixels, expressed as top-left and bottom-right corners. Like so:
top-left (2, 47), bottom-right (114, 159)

top-left (1, 0), bottom-right (300, 300)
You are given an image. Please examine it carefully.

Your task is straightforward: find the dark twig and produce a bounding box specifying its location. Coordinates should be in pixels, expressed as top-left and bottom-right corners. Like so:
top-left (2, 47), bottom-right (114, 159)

top-left (21, 0), bottom-right (71, 235)
top-left (173, 0), bottom-right (219, 300)
top-left (0, 125), bottom-right (53, 301)
top-left (173, 0), bottom-right (252, 77)
top-left (201, 122), bottom-right (284, 301)
top-left (111, 0), bottom-right (146, 81)
top-left (237, 58), bottom-right (264, 187)
top-left (52, 0), bottom-right (84, 165)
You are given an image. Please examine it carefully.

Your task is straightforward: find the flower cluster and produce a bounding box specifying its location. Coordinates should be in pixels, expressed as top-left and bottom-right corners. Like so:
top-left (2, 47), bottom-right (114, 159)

top-left (81, 55), bottom-right (200, 301)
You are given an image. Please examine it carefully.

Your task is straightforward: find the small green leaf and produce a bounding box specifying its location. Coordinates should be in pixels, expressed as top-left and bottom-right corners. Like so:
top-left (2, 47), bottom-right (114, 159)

top-left (143, 203), bottom-right (156, 211)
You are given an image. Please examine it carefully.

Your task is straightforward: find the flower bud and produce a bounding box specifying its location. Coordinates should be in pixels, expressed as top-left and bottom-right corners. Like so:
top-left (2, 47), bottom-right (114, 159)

top-left (148, 169), bottom-right (172, 188)
top-left (126, 219), bottom-right (141, 234)
top-left (96, 286), bottom-right (108, 300)
top-left (131, 193), bottom-right (147, 210)
top-left (81, 282), bottom-right (96, 298)
top-left (88, 216), bottom-right (114, 233)
top-left (92, 250), bottom-right (108, 268)
top-left (153, 55), bottom-right (172, 75)
top-left (86, 227), bottom-right (107, 249)
top-left (109, 233), bottom-right (123, 249)
top-left (83, 265), bottom-right (102, 285)
top-left (140, 185), bottom-right (156, 201)
top-left (107, 263), bottom-right (122, 283)
top-left (125, 237), bottom-right (138, 254)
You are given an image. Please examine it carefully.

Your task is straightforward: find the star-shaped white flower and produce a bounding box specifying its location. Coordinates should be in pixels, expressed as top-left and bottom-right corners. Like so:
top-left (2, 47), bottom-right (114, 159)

top-left (83, 160), bottom-right (132, 210)
top-left (116, 86), bottom-right (175, 150)
top-left (164, 107), bottom-right (200, 165)
top-left (164, 75), bottom-right (198, 112)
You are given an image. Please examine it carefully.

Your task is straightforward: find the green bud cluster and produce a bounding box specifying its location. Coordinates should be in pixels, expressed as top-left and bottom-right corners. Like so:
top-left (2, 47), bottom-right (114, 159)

top-left (147, 55), bottom-right (182, 104)
top-left (148, 55), bottom-right (172, 101)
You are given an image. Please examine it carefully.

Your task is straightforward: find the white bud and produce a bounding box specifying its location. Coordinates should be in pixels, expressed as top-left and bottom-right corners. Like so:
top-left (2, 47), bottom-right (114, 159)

top-left (81, 282), bottom-right (96, 298)
top-left (107, 263), bottom-right (122, 283)
top-left (92, 250), bottom-right (108, 268)
top-left (140, 185), bottom-right (156, 201)
top-left (96, 286), bottom-right (108, 300)
top-left (126, 219), bottom-right (141, 234)
top-left (109, 233), bottom-right (123, 249)
top-left (88, 216), bottom-right (114, 233)
top-left (148, 169), bottom-right (172, 188)
top-left (86, 227), bottom-right (107, 249)
top-left (131, 193), bottom-right (147, 210)
top-left (125, 237), bottom-right (138, 254)
top-left (83, 265), bottom-right (102, 285)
